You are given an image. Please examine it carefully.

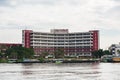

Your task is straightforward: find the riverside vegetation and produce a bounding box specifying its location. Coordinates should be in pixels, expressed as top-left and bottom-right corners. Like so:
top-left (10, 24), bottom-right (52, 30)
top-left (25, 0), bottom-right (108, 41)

top-left (0, 46), bottom-right (34, 63)
top-left (0, 46), bottom-right (112, 63)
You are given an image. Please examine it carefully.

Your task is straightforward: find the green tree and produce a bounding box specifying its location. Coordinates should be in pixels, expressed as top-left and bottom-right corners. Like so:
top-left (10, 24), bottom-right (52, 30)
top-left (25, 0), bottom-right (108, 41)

top-left (0, 45), bottom-right (8, 57)
top-left (6, 46), bottom-right (34, 59)
top-left (5, 47), bottom-right (16, 58)
top-left (0, 45), bottom-right (8, 51)
top-left (54, 48), bottom-right (64, 58)
top-left (92, 49), bottom-right (103, 58)
top-left (103, 50), bottom-right (112, 55)
top-left (40, 51), bottom-right (49, 58)
top-left (117, 50), bottom-right (120, 56)
top-left (0, 52), bottom-right (3, 58)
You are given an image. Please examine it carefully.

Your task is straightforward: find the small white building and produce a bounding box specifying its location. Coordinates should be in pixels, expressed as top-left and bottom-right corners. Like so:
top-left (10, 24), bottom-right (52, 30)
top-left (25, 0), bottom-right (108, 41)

top-left (109, 43), bottom-right (120, 56)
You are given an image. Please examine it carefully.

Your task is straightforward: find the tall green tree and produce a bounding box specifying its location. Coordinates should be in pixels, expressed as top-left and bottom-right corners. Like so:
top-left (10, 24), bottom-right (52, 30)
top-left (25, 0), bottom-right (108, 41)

top-left (0, 52), bottom-right (3, 58)
top-left (92, 49), bottom-right (103, 58)
top-left (54, 48), bottom-right (64, 58)
top-left (103, 50), bottom-right (112, 55)
top-left (5, 47), bottom-right (16, 58)
top-left (6, 46), bottom-right (34, 59)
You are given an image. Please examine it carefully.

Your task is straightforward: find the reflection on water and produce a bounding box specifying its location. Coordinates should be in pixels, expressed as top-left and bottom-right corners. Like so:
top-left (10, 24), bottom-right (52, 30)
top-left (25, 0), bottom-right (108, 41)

top-left (0, 63), bottom-right (120, 80)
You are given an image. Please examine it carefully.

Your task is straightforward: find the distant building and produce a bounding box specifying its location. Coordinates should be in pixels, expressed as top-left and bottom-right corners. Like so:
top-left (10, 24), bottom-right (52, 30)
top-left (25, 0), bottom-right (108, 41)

top-left (22, 29), bottom-right (99, 57)
top-left (0, 43), bottom-right (22, 53)
top-left (109, 43), bottom-right (120, 56)
top-left (0, 43), bottom-right (22, 47)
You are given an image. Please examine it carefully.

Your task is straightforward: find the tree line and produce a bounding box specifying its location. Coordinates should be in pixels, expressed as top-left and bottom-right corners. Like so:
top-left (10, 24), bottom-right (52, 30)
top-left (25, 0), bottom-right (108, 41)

top-left (92, 49), bottom-right (112, 58)
top-left (0, 45), bottom-right (112, 61)
top-left (0, 46), bottom-right (34, 61)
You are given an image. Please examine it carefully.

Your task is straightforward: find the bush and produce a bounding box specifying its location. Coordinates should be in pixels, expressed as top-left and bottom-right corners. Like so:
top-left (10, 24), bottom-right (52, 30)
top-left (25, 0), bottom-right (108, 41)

top-left (0, 59), bottom-right (8, 63)
top-left (38, 57), bottom-right (44, 62)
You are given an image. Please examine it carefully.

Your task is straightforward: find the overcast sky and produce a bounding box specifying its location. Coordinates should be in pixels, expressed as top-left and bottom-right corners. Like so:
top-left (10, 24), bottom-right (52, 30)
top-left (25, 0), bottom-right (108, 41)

top-left (0, 0), bottom-right (120, 49)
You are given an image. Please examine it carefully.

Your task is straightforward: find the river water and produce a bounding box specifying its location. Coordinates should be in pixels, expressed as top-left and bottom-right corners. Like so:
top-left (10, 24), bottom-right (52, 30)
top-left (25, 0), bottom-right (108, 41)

top-left (0, 63), bottom-right (120, 80)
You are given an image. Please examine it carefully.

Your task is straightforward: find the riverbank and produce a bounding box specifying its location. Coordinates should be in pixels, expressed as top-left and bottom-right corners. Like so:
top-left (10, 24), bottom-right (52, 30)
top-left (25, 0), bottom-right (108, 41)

top-left (14, 58), bottom-right (100, 63)
top-left (6, 58), bottom-right (120, 63)
top-left (3, 58), bottom-right (120, 63)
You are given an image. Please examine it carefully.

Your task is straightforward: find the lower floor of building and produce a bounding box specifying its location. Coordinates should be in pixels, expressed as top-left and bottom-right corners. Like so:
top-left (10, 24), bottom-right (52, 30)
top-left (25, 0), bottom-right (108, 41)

top-left (33, 47), bottom-right (93, 57)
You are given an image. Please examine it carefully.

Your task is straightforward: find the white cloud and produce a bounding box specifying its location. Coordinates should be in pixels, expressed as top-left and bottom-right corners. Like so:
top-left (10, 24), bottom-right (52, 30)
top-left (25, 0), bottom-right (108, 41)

top-left (0, 29), bottom-right (22, 43)
top-left (0, 0), bottom-right (120, 49)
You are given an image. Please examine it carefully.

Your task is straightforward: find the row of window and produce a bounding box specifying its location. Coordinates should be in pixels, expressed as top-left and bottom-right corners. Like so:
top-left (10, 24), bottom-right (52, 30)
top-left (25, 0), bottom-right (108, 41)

top-left (31, 41), bottom-right (92, 43)
top-left (32, 46), bottom-right (92, 48)
top-left (31, 36), bottom-right (92, 39)
top-left (31, 33), bottom-right (92, 36)
top-left (31, 43), bottom-right (92, 45)
top-left (30, 39), bottom-right (93, 42)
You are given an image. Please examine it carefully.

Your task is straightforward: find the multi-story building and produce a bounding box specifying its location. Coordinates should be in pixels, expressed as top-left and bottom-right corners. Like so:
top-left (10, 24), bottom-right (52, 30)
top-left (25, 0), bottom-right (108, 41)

top-left (22, 29), bottom-right (99, 57)
top-left (109, 43), bottom-right (120, 56)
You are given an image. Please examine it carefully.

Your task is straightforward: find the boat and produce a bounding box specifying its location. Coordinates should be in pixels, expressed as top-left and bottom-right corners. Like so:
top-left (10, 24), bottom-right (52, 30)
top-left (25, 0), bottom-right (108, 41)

top-left (101, 55), bottom-right (113, 62)
top-left (112, 57), bottom-right (120, 62)
top-left (55, 60), bottom-right (63, 64)
top-left (8, 59), bottom-right (17, 63)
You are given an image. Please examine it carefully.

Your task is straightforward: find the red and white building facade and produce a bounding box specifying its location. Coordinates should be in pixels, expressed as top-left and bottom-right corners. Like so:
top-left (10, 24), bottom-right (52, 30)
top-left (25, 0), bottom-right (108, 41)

top-left (22, 29), bottom-right (99, 57)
